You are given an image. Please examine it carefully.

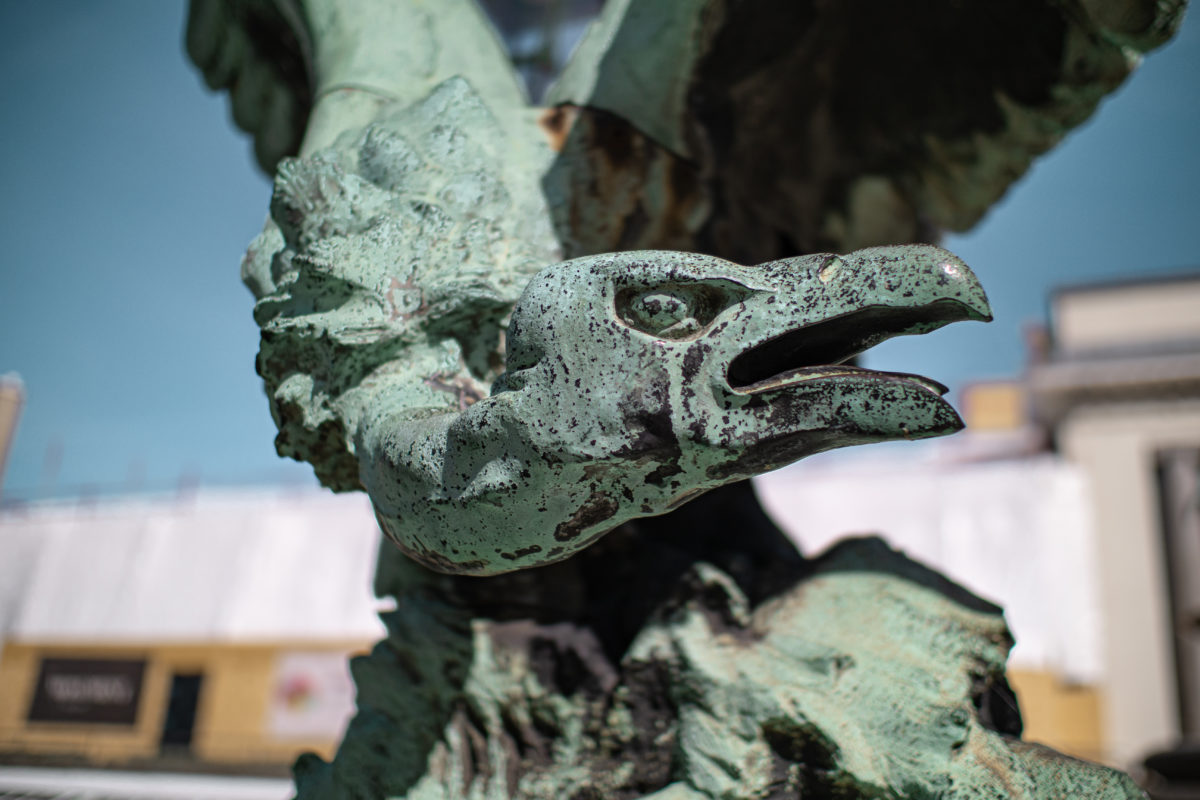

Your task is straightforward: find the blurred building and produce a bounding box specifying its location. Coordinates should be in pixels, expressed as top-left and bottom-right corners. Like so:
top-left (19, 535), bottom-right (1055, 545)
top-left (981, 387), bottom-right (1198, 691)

top-left (0, 489), bottom-right (382, 773)
top-left (0, 375), bottom-right (23, 498)
top-left (1031, 272), bottom-right (1200, 789)
top-left (475, 0), bottom-right (602, 100)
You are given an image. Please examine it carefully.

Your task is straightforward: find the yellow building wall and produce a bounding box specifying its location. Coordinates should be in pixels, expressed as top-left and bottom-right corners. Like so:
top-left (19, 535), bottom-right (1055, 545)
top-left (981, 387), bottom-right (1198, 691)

top-left (962, 381), bottom-right (1027, 431)
top-left (1009, 669), bottom-right (1107, 765)
top-left (0, 639), bottom-right (370, 767)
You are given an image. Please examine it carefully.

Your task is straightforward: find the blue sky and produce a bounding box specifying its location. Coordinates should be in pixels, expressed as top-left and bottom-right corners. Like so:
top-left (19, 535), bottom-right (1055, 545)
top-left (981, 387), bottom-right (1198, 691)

top-left (1, 3), bottom-right (1197, 501)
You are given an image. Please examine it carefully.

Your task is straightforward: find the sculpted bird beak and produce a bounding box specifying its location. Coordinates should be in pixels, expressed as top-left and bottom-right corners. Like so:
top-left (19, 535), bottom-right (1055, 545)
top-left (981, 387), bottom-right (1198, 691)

top-left (691, 245), bottom-right (992, 479)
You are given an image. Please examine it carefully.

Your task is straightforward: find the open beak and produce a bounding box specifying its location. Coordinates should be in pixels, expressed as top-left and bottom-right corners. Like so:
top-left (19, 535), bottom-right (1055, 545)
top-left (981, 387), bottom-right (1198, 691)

top-left (705, 245), bottom-right (991, 475)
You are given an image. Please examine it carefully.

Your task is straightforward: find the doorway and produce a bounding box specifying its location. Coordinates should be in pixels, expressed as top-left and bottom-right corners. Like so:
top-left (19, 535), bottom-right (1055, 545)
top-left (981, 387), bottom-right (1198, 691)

top-left (1157, 448), bottom-right (1200, 739)
top-left (160, 673), bottom-right (204, 753)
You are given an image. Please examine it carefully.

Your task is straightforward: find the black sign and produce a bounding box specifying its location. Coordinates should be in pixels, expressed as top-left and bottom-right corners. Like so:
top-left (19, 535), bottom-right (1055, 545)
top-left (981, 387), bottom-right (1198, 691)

top-left (27, 658), bottom-right (145, 725)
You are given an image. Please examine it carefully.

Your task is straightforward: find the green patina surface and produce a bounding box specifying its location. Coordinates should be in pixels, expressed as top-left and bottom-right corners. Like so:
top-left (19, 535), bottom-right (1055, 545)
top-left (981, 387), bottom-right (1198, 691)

top-left (187, 0), bottom-right (1186, 796)
top-left (293, 539), bottom-right (1144, 799)
top-left (241, 76), bottom-right (560, 494)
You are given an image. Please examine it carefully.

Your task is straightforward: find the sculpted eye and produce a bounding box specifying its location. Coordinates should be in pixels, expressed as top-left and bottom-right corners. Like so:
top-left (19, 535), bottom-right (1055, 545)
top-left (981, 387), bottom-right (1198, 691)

top-left (627, 290), bottom-right (696, 335)
top-left (615, 280), bottom-right (751, 340)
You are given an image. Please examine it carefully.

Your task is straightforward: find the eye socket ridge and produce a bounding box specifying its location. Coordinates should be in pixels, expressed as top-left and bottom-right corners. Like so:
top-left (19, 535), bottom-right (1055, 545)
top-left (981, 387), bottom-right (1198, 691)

top-left (614, 279), bottom-right (751, 340)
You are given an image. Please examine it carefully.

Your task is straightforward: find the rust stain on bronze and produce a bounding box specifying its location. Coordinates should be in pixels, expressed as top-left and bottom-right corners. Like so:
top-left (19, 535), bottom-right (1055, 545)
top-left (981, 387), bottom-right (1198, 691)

top-left (424, 373), bottom-right (484, 410)
top-left (538, 104), bottom-right (580, 152)
top-left (386, 275), bottom-right (426, 322)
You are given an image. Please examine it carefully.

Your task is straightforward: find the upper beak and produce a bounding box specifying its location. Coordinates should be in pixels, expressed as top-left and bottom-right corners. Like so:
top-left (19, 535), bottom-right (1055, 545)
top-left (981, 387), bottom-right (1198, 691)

top-left (723, 245), bottom-right (990, 392)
